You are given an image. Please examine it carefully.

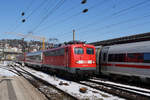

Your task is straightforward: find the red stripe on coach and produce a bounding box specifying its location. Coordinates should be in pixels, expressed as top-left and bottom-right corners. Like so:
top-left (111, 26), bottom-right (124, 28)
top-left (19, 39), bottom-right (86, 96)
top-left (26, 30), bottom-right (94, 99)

top-left (102, 63), bottom-right (150, 69)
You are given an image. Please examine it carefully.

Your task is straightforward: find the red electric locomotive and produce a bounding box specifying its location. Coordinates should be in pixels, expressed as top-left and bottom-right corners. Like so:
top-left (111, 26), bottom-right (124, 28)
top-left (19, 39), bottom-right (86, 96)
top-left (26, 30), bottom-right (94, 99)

top-left (23, 41), bottom-right (96, 78)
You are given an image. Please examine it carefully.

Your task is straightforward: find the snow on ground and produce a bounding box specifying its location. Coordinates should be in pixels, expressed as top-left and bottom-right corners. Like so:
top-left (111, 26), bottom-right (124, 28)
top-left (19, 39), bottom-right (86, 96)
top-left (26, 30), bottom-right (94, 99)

top-left (90, 79), bottom-right (150, 94)
top-left (20, 66), bottom-right (125, 100)
top-left (0, 65), bottom-right (17, 77)
top-left (0, 61), bottom-right (13, 66)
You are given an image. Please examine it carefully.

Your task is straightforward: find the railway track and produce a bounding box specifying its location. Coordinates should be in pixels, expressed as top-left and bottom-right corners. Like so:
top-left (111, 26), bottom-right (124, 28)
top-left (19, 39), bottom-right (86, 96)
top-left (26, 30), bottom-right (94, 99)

top-left (90, 78), bottom-right (150, 95)
top-left (9, 62), bottom-right (150, 100)
top-left (11, 63), bottom-right (126, 100)
top-left (79, 79), bottom-right (150, 100)
top-left (9, 64), bottom-right (78, 100)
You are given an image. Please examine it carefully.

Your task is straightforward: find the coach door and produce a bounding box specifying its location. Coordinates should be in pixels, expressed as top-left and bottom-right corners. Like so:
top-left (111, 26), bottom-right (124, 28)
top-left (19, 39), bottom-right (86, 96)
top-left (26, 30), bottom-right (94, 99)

top-left (101, 47), bottom-right (109, 71)
top-left (95, 47), bottom-right (101, 74)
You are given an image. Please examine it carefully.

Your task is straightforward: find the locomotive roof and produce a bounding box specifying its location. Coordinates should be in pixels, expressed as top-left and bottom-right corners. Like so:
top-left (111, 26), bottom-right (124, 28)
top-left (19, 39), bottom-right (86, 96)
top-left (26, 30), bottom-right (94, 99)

top-left (43, 44), bottom-right (95, 52)
top-left (106, 41), bottom-right (150, 54)
top-left (26, 43), bottom-right (95, 55)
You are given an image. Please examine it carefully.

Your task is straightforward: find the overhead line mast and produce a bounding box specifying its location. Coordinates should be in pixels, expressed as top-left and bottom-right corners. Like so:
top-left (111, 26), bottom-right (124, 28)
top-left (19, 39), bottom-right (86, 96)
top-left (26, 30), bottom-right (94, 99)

top-left (73, 29), bottom-right (75, 41)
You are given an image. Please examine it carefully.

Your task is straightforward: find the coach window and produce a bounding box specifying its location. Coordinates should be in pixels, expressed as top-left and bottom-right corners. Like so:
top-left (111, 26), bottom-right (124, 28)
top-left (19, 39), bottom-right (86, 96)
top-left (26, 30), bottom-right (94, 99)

top-left (74, 47), bottom-right (84, 54)
top-left (144, 53), bottom-right (150, 63)
top-left (117, 54), bottom-right (126, 62)
top-left (127, 53), bottom-right (134, 59)
top-left (127, 53), bottom-right (143, 63)
top-left (137, 53), bottom-right (143, 62)
top-left (86, 48), bottom-right (94, 54)
top-left (108, 54), bottom-right (114, 62)
top-left (103, 53), bottom-right (106, 61)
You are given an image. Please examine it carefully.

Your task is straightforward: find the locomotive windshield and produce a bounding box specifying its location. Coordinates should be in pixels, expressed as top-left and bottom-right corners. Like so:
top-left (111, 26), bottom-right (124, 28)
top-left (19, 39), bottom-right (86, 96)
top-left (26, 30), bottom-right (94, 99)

top-left (86, 48), bottom-right (94, 54)
top-left (74, 47), bottom-right (84, 54)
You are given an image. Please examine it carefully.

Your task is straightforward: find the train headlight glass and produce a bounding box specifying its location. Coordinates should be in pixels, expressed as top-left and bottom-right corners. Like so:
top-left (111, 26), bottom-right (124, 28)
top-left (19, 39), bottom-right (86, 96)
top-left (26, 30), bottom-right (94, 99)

top-left (76, 60), bottom-right (84, 64)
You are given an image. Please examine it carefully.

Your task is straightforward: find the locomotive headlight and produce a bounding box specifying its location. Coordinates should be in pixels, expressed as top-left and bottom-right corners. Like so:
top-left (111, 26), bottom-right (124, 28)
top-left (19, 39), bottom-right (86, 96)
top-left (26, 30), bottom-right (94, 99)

top-left (76, 60), bottom-right (94, 64)
top-left (76, 60), bottom-right (84, 64)
top-left (87, 60), bottom-right (92, 64)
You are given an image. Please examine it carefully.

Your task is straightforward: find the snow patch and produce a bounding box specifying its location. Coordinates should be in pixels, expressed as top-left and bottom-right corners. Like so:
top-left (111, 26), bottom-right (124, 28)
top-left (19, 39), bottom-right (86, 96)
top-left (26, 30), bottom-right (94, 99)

top-left (21, 67), bottom-right (125, 100)
top-left (0, 67), bottom-right (17, 76)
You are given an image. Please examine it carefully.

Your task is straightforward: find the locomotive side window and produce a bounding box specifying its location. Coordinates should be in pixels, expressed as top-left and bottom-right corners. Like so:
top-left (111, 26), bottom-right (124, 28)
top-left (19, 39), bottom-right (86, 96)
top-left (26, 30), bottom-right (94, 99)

top-left (86, 48), bottom-right (94, 54)
top-left (56, 48), bottom-right (65, 56)
top-left (44, 48), bottom-right (65, 56)
top-left (44, 51), bottom-right (55, 56)
top-left (74, 47), bottom-right (84, 54)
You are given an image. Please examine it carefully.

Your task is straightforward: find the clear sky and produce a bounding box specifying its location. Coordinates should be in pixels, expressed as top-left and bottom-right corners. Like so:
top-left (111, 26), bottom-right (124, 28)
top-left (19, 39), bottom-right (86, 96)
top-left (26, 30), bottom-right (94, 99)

top-left (0, 0), bottom-right (150, 43)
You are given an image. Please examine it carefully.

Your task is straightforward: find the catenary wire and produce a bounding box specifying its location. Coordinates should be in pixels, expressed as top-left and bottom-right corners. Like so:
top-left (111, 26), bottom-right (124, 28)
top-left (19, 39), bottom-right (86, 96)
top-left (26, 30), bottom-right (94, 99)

top-left (36, 0), bottom-right (109, 33)
top-left (58, 0), bottom-right (150, 41)
top-left (31, 0), bottom-right (66, 32)
top-left (59, 12), bottom-right (150, 42)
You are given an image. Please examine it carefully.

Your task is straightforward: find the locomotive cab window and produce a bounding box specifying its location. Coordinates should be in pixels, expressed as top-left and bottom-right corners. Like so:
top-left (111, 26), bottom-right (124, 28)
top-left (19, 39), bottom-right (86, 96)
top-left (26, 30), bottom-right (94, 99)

top-left (74, 47), bottom-right (84, 54)
top-left (86, 48), bottom-right (94, 54)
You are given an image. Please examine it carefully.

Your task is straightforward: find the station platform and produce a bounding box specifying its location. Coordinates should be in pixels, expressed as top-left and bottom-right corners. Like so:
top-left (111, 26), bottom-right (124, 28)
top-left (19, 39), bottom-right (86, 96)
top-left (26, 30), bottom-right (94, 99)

top-left (0, 76), bottom-right (47, 100)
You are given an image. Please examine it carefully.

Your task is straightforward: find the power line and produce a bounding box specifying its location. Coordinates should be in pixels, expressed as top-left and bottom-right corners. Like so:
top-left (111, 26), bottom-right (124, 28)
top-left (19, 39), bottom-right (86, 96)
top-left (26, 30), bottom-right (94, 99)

top-left (42, 0), bottom-right (55, 13)
top-left (47, 0), bottom-right (127, 39)
top-left (92, 20), bottom-right (150, 42)
top-left (77, 0), bottom-right (150, 31)
top-left (23, 0), bottom-right (36, 14)
top-left (9, 0), bottom-right (48, 33)
top-left (124, 20), bottom-right (150, 31)
top-left (8, 0), bottom-right (35, 32)
top-left (50, 0), bottom-right (150, 43)
top-left (112, 0), bottom-right (150, 16)
top-left (58, 11), bottom-right (150, 42)
top-left (52, 0), bottom-right (150, 43)
top-left (58, 0), bottom-right (150, 40)
top-left (26, 0), bottom-right (49, 19)
top-left (31, 0), bottom-right (66, 32)
top-left (24, 0), bottom-right (56, 33)
top-left (36, 1), bottom-right (83, 31)
top-left (37, 11), bottom-right (81, 33)
top-left (37, 0), bottom-right (109, 33)
top-left (78, 13), bottom-right (150, 40)
top-left (42, 0), bottom-right (146, 38)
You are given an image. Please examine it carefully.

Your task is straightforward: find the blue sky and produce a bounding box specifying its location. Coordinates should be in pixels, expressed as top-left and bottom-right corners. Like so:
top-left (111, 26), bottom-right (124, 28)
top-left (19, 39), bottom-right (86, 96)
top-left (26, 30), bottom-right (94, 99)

top-left (0, 0), bottom-right (150, 43)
